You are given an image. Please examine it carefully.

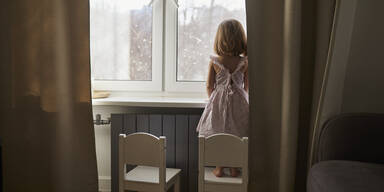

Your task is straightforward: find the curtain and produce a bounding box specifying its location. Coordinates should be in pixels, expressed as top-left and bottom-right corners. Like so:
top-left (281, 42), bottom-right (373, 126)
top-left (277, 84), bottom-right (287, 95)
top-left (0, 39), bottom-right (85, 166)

top-left (246, 0), bottom-right (335, 191)
top-left (0, 0), bottom-right (98, 191)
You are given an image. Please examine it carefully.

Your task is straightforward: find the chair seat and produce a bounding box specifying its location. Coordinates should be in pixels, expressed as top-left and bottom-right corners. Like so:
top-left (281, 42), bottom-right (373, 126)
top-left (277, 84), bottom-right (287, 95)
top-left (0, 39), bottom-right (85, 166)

top-left (125, 166), bottom-right (181, 184)
top-left (204, 167), bottom-right (242, 184)
top-left (308, 160), bottom-right (384, 192)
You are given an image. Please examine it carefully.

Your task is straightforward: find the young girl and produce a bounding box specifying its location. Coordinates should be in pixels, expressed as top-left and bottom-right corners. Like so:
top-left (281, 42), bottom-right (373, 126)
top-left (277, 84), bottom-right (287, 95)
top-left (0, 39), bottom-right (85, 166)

top-left (196, 19), bottom-right (249, 177)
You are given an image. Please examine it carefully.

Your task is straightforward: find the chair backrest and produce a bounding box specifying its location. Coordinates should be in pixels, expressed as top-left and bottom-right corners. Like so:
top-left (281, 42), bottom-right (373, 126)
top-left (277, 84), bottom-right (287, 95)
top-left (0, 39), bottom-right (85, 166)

top-left (199, 134), bottom-right (248, 167)
top-left (199, 134), bottom-right (248, 191)
top-left (119, 133), bottom-right (166, 192)
top-left (119, 132), bottom-right (165, 167)
top-left (317, 113), bottom-right (384, 164)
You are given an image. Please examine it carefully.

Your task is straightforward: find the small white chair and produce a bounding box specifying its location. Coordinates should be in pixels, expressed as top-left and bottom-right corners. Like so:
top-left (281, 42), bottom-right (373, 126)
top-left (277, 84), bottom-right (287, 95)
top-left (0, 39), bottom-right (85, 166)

top-left (198, 134), bottom-right (249, 192)
top-left (119, 133), bottom-right (181, 192)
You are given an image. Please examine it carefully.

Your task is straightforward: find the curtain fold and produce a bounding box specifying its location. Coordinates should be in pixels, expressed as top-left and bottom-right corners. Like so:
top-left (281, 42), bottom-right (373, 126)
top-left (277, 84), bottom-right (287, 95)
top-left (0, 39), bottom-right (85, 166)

top-left (246, 0), bottom-right (335, 191)
top-left (0, 0), bottom-right (98, 191)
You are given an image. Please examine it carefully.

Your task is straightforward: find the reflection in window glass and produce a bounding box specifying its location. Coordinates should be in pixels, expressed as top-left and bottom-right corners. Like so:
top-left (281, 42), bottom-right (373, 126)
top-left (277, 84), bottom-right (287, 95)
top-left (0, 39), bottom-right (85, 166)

top-left (178, 0), bottom-right (246, 82)
top-left (90, 0), bottom-right (152, 81)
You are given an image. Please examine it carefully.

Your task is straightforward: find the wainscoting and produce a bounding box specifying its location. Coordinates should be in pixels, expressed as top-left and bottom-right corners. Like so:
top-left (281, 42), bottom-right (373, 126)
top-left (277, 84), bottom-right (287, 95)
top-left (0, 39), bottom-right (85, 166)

top-left (110, 109), bottom-right (203, 192)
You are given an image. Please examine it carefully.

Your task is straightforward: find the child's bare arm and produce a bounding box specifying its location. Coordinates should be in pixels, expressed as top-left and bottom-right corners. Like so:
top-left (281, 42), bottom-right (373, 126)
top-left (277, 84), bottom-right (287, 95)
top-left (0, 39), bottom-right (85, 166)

top-left (206, 61), bottom-right (216, 97)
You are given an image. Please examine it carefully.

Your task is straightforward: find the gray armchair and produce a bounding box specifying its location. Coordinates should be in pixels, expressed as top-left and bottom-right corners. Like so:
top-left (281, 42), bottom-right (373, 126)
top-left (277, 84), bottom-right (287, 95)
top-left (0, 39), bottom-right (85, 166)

top-left (308, 113), bottom-right (384, 192)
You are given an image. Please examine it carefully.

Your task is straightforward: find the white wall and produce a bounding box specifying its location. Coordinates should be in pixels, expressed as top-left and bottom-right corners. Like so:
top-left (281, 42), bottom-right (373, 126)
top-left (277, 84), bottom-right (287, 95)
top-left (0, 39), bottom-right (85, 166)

top-left (318, 0), bottom-right (384, 130)
top-left (316, 0), bottom-right (358, 128)
top-left (311, 0), bottom-right (384, 164)
top-left (341, 0), bottom-right (384, 113)
top-left (93, 105), bottom-right (133, 192)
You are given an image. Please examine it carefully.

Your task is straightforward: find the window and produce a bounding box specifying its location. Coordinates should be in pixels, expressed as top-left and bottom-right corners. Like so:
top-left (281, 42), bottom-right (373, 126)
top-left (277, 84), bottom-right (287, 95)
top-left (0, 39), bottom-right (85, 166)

top-left (90, 0), bottom-right (163, 91)
top-left (90, 0), bottom-right (152, 81)
top-left (177, 0), bottom-right (247, 82)
top-left (90, 0), bottom-right (246, 93)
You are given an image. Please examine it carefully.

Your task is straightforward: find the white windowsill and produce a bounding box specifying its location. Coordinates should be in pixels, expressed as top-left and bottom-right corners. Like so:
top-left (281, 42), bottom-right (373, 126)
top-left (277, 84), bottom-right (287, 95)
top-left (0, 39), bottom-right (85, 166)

top-left (92, 92), bottom-right (207, 108)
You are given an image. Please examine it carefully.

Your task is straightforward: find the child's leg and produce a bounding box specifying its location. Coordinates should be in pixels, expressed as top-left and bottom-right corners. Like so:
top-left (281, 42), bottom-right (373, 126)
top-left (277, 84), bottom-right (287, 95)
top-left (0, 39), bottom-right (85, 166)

top-left (213, 166), bottom-right (224, 177)
top-left (230, 167), bottom-right (240, 177)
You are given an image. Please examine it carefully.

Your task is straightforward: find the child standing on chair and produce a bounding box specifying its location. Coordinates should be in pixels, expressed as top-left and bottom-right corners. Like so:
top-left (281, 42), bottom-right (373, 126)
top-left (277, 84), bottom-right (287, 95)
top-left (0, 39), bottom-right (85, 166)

top-left (196, 19), bottom-right (249, 177)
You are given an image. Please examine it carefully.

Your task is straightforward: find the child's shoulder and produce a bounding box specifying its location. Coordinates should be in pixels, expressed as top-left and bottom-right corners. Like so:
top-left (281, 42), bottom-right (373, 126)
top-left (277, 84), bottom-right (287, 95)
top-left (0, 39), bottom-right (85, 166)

top-left (210, 55), bottom-right (247, 60)
top-left (209, 55), bottom-right (222, 66)
top-left (241, 56), bottom-right (248, 65)
top-left (209, 55), bottom-right (220, 62)
top-left (210, 55), bottom-right (248, 64)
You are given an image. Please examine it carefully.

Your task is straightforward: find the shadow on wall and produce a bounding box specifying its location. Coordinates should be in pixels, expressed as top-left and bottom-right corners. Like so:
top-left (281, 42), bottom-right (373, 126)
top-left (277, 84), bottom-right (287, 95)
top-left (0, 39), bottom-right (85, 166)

top-left (341, 0), bottom-right (384, 113)
top-left (319, 0), bottom-right (384, 129)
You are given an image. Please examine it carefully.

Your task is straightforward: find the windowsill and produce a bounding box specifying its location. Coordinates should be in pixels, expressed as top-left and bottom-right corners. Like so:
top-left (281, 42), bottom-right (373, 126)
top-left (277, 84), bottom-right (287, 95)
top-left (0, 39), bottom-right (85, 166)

top-left (92, 92), bottom-right (208, 108)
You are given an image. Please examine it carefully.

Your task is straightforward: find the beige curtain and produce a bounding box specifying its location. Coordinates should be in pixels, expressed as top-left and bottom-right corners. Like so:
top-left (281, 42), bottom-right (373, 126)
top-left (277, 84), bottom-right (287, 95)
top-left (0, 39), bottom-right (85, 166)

top-left (0, 0), bottom-right (98, 191)
top-left (246, 0), bottom-right (335, 191)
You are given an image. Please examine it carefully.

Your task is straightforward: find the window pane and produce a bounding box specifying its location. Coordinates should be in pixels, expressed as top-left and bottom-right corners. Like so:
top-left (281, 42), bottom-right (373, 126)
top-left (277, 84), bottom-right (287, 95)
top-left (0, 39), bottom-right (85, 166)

top-left (90, 0), bottom-right (152, 81)
top-left (178, 0), bottom-right (246, 82)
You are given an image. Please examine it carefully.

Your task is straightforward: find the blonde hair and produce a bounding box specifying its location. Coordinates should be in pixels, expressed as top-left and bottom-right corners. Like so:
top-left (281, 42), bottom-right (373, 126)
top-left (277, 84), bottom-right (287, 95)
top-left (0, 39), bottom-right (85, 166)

top-left (214, 19), bottom-right (247, 56)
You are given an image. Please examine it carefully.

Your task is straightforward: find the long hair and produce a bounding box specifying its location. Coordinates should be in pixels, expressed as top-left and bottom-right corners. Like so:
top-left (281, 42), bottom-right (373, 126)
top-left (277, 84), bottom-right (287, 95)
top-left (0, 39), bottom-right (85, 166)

top-left (214, 19), bottom-right (247, 56)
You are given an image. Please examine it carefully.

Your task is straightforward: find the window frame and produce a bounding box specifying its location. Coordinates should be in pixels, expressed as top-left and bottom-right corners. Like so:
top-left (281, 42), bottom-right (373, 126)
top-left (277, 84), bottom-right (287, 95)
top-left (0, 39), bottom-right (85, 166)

top-left (92, 0), bottom-right (207, 93)
top-left (164, 0), bottom-right (206, 93)
top-left (92, 0), bottom-right (163, 92)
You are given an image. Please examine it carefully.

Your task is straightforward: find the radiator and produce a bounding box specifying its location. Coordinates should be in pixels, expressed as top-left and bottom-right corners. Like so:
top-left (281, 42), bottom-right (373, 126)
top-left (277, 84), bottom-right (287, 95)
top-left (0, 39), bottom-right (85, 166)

top-left (111, 111), bottom-right (202, 192)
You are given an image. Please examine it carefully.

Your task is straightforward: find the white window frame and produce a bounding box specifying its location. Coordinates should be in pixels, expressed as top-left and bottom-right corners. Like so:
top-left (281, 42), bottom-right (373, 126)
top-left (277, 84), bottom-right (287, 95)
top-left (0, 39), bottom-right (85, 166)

top-left (92, 0), bottom-right (206, 93)
top-left (92, 0), bottom-right (163, 92)
top-left (164, 0), bottom-right (206, 93)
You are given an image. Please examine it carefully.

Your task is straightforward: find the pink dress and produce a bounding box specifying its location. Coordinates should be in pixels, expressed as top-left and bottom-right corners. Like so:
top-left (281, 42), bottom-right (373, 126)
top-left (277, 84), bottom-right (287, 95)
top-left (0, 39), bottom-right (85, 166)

top-left (197, 56), bottom-right (249, 137)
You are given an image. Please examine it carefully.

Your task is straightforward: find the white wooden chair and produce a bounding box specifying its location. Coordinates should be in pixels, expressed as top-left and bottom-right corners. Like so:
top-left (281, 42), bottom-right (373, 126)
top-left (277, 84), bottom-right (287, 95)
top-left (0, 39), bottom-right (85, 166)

top-left (119, 133), bottom-right (181, 192)
top-left (198, 134), bottom-right (249, 192)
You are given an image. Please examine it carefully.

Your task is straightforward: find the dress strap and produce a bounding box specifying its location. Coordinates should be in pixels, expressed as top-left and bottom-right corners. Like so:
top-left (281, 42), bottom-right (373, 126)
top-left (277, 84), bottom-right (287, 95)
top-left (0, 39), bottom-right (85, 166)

top-left (233, 56), bottom-right (248, 73)
top-left (210, 55), bottom-right (225, 69)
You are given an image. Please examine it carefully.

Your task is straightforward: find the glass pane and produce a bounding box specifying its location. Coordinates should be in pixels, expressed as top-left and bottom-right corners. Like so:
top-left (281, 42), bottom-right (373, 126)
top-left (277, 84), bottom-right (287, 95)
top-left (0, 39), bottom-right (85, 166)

top-left (178, 0), bottom-right (246, 82)
top-left (90, 0), bottom-right (152, 81)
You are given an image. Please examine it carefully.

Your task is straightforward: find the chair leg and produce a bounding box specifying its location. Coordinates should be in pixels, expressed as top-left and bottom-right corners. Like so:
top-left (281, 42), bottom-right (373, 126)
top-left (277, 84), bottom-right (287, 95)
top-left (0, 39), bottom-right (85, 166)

top-left (174, 176), bottom-right (180, 192)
